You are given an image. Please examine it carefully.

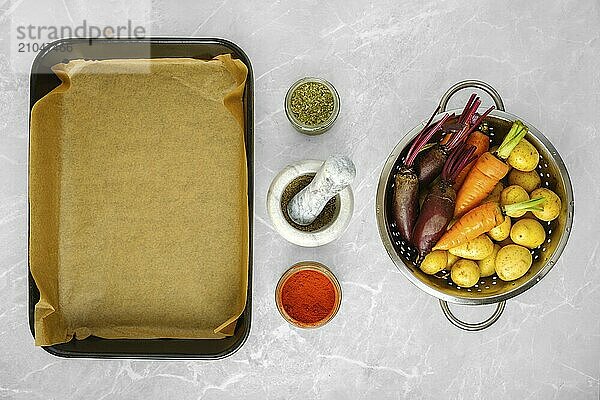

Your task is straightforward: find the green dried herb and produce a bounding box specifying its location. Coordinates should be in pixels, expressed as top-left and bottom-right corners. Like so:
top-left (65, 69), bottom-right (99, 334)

top-left (290, 81), bottom-right (334, 126)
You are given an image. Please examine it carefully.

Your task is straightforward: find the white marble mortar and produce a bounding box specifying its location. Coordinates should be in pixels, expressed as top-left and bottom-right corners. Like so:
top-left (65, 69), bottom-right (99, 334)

top-left (267, 159), bottom-right (354, 247)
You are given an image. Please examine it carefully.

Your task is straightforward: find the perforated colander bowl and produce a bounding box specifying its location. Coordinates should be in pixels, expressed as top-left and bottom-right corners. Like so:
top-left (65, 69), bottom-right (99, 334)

top-left (376, 80), bottom-right (574, 330)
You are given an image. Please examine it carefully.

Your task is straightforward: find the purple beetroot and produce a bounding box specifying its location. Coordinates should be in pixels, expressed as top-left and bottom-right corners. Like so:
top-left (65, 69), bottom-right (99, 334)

top-left (393, 108), bottom-right (450, 242)
top-left (412, 142), bottom-right (477, 256)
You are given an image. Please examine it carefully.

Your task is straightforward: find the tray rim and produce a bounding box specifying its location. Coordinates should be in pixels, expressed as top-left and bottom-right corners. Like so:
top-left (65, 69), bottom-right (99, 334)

top-left (27, 36), bottom-right (254, 360)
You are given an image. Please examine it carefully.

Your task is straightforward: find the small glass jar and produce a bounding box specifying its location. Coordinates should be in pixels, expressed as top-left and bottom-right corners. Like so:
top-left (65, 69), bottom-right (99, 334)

top-left (275, 261), bottom-right (342, 328)
top-left (284, 77), bottom-right (340, 136)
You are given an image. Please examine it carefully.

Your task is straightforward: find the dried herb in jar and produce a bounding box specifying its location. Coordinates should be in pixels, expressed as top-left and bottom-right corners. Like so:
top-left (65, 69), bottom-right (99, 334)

top-left (289, 81), bottom-right (335, 126)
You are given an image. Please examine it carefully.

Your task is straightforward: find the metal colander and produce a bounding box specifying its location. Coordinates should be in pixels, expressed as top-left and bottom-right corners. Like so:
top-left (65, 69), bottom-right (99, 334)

top-left (376, 80), bottom-right (574, 330)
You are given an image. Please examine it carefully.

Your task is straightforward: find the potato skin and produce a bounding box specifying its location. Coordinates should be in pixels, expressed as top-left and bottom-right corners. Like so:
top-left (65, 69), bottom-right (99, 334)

top-left (488, 215), bottom-right (511, 241)
top-left (508, 169), bottom-right (541, 193)
top-left (508, 139), bottom-right (539, 172)
top-left (510, 218), bottom-right (546, 249)
top-left (501, 185), bottom-right (530, 217)
top-left (451, 259), bottom-right (480, 287)
top-left (495, 244), bottom-right (532, 281)
top-left (530, 188), bottom-right (561, 221)
top-left (446, 252), bottom-right (460, 269)
top-left (478, 244), bottom-right (500, 277)
top-left (420, 250), bottom-right (448, 275)
top-left (449, 235), bottom-right (494, 260)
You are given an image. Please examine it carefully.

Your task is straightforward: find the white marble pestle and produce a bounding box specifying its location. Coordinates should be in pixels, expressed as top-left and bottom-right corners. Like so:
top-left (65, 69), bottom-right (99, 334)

top-left (287, 155), bottom-right (356, 226)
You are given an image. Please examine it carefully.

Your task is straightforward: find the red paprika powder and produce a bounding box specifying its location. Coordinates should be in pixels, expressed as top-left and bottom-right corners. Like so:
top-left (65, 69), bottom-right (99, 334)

top-left (279, 268), bottom-right (338, 326)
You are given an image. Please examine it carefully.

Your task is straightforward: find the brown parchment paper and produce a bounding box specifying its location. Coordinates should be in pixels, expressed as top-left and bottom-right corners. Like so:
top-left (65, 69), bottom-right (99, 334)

top-left (29, 55), bottom-right (249, 346)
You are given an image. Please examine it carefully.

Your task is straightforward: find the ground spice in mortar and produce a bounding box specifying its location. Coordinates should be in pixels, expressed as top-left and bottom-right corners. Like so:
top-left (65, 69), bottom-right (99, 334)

top-left (280, 174), bottom-right (337, 232)
top-left (281, 270), bottom-right (336, 325)
top-left (290, 81), bottom-right (335, 126)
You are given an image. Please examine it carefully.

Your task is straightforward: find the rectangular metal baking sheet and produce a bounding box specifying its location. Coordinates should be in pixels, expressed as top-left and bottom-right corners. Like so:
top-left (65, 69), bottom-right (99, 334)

top-left (28, 37), bottom-right (254, 359)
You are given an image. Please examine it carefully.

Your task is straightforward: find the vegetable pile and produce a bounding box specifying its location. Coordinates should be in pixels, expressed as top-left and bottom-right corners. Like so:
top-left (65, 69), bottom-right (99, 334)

top-left (393, 96), bottom-right (563, 287)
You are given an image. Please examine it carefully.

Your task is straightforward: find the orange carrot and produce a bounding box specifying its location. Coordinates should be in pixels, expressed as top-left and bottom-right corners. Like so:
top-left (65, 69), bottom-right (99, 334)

top-left (453, 131), bottom-right (490, 188)
top-left (434, 202), bottom-right (503, 250)
top-left (453, 121), bottom-right (528, 217)
top-left (453, 152), bottom-right (508, 217)
top-left (434, 197), bottom-right (545, 250)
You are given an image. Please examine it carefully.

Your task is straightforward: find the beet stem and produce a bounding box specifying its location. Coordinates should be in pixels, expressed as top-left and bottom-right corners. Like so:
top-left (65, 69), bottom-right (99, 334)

top-left (448, 145), bottom-right (476, 183)
top-left (441, 143), bottom-right (477, 183)
top-left (446, 106), bottom-right (475, 150)
top-left (458, 94), bottom-right (477, 125)
top-left (464, 98), bottom-right (481, 127)
top-left (445, 99), bottom-right (479, 150)
top-left (405, 112), bottom-right (450, 167)
top-left (404, 106), bottom-right (440, 167)
top-left (463, 106), bottom-right (495, 139)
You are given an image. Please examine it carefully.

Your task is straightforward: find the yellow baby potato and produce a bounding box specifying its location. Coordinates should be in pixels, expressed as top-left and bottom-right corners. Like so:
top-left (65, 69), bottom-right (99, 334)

top-left (420, 250), bottom-right (448, 275)
top-left (495, 244), bottom-right (532, 281)
top-left (478, 244), bottom-right (500, 277)
top-left (508, 169), bottom-right (541, 193)
top-left (488, 215), bottom-right (511, 242)
top-left (451, 259), bottom-right (481, 288)
top-left (510, 218), bottom-right (546, 249)
top-left (501, 185), bottom-right (530, 217)
top-left (530, 188), bottom-right (561, 221)
top-left (508, 139), bottom-right (539, 172)
top-left (446, 252), bottom-right (460, 269)
top-left (449, 235), bottom-right (494, 261)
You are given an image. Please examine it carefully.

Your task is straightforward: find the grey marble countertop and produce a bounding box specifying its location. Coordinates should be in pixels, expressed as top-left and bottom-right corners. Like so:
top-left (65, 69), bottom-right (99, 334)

top-left (1, 0), bottom-right (599, 399)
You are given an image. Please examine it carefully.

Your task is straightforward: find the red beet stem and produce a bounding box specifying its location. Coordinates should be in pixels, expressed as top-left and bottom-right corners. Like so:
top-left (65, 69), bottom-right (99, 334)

top-left (441, 143), bottom-right (477, 183)
top-left (404, 106), bottom-right (439, 167)
top-left (444, 97), bottom-right (490, 151)
top-left (464, 98), bottom-right (481, 124)
top-left (448, 98), bottom-right (480, 148)
top-left (445, 125), bottom-right (468, 151)
top-left (463, 105), bottom-right (494, 138)
top-left (405, 112), bottom-right (450, 167)
top-left (458, 93), bottom-right (477, 125)
top-left (445, 98), bottom-right (477, 149)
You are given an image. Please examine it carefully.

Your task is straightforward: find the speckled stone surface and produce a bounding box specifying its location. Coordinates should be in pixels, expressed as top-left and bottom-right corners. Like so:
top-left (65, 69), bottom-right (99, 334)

top-left (1, 0), bottom-right (599, 399)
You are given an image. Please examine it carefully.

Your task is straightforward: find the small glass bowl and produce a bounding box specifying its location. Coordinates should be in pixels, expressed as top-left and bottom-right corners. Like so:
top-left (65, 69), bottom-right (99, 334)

top-left (284, 77), bottom-right (340, 136)
top-left (275, 261), bottom-right (342, 328)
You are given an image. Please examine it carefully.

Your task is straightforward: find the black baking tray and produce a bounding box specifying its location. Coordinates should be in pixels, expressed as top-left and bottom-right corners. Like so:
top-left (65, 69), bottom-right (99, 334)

top-left (28, 37), bottom-right (254, 359)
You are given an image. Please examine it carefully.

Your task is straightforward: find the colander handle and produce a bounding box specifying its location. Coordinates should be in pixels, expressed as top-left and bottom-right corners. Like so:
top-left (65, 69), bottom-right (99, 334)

top-left (439, 300), bottom-right (506, 331)
top-left (438, 80), bottom-right (505, 112)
